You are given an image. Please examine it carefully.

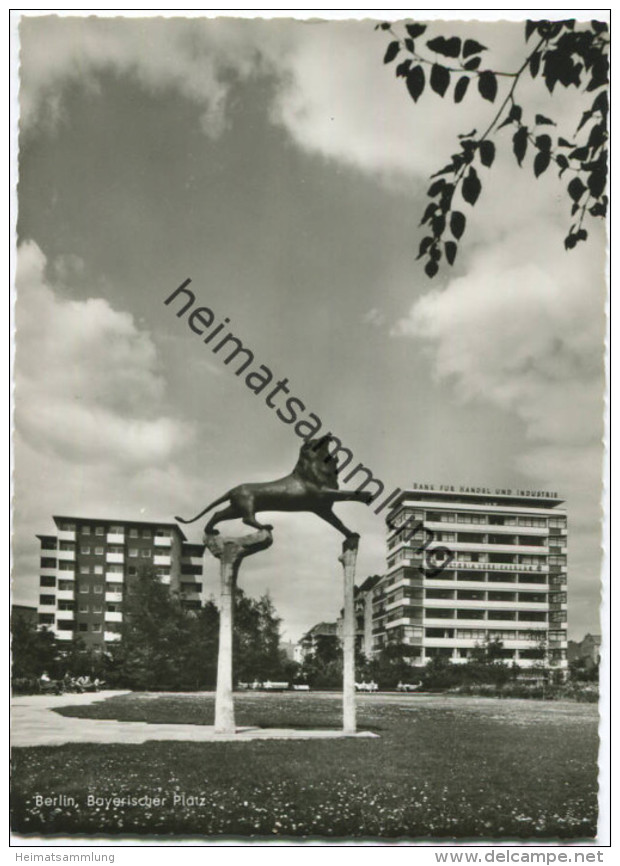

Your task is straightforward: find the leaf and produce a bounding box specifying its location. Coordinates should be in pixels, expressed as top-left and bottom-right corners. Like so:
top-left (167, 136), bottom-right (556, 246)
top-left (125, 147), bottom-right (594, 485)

top-left (454, 75), bottom-right (470, 103)
top-left (498, 103), bottom-right (522, 130)
top-left (512, 126), bottom-right (528, 166)
top-left (462, 167), bottom-right (482, 205)
top-left (384, 41), bottom-right (400, 64)
top-left (534, 150), bottom-right (551, 177)
top-left (430, 64), bottom-right (450, 97)
top-left (406, 65), bottom-right (425, 102)
top-left (568, 177), bottom-right (586, 202)
top-left (432, 213), bottom-right (446, 236)
top-left (450, 211), bottom-right (466, 239)
top-left (564, 232), bottom-right (578, 250)
top-left (525, 20), bottom-right (537, 41)
top-left (535, 114), bottom-right (556, 126)
top-left (445, 241), bottom-right (457, 265)
top-left (529, 52), bottom-right (541, 78)
top-left (589, 201), bottom-right (607, 217)
top-left (427, 178), bottom-right (446, 197)
top-left (426, 36), bottom-right (461, 58)
top-left (535, 134), bottom-right (551, 151)
top-left (396, 58), bottom-right (412, 77)
top-left (577, 109), bottom-right (593, 132)
top-left (420, 202), bottom-right (437, 225)
top-left (425, 259), bottom-right (439, 278)
top-left (463, 57), bottom-right (481, 71)
top-left (416, 236), bottom-right (434, 260)
top-left (569, 146), bottom-right (589, 162)
top-left (463, 39), bottom-right (487, 57)
top-left (478, 70), bottom-right (497, 102)
top-left (405, 23), bottom-right (427, 39)
top-left (587, 169), bottom-right (607, 199)
top-left (478, 141), bottom-right (495, 167)
top-left (556, 154), bottom-right (569, 170)
top-left (404, 38), bottom-right (415, 53)
top-left (558, 137), bottom-right (574, 147)
top-left (378, 22), bottom-right (391, 31)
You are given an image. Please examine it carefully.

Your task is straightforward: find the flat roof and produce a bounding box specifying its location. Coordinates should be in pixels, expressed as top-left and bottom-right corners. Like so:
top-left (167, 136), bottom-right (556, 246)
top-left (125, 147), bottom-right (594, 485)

top-left (389, 488), bottom-right (565, 511)
top-left (52, 515), bottom-right (187, 540)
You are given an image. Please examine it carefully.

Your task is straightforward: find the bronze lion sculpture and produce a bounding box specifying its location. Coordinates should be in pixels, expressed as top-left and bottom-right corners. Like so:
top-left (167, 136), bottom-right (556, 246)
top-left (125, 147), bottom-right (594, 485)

top-left (175, 435), bottom-right (372, 539)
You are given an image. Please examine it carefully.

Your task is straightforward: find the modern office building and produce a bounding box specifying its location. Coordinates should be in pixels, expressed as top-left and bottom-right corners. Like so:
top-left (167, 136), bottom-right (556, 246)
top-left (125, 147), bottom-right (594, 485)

top-left (372, 487), bottom-right (568, 672)
top-left (36, 516), bottom-right (204, 648)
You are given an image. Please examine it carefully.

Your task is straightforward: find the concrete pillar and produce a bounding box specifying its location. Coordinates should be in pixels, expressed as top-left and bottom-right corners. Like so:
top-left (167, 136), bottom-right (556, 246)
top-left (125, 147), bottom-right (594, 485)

top-left (339, 534), bottom-right (359, 735)
top-left (203, 529), bottom-right (273, 734)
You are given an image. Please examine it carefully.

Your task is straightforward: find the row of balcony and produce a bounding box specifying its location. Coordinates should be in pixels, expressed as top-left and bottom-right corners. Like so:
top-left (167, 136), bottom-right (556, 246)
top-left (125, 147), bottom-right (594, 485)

top-left (55, 530), bottom-right (173, 546)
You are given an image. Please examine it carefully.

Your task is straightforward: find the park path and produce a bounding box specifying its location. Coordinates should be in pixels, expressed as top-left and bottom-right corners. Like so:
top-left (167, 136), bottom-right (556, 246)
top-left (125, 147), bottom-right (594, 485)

top-left (11, 692), bottom-right (378, 747)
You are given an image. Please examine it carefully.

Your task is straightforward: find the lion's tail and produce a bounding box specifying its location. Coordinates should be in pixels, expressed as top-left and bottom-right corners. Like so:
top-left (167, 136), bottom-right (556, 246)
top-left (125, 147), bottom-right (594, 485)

top-left (175, 493), bottom-right (230, 525)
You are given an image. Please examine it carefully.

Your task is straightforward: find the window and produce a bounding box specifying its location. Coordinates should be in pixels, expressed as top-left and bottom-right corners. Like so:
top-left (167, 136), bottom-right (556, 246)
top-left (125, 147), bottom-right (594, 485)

top-left (57, 620), bottom-right (74, 631)
top-left (518, 611), bottom-right (547, 622)
top-left (81, 526), bottom-right (91, 535)
top-left (59, 522), bottom-right (75, 531)
top-left (59, 562), bottom-right (75, 571)
top-left (128, 566), bottom-right (137, 576)
top-left (108, 545), bottom-right (123, 554)
top-left (40, 557), bottom-right (56, 569)
top-left (129, 548), bottom-right (138, 558)
top-left (156, 529), bottom-right (171, 537)
top-left (110, 525), bottom-right (124, 534)
top-left (549, 517), bottom-right (567, 529)
top-left (107, 604), bottom-right (120, 612)
top-left (92, 623), bottom-right (102, 633)
top-left (95, 526), bottom-right (105, 536)
top-left (58, 601), bottom-right (74, 611)
top-left (94, 564), bottom-right (103, 574)
top-left (59, 541), bottom-right (75, 551)
top-left (40, 539), bottom-right (57, 550)
top-left (58, 580), bottom-right (73, 591)
top-left (457, 590), bottom-right (485, 600)
top-left (79, 565), bottom-right (90, 574)
top-left (93, 584), bottom-right (103, 594)
top-left (81, 546), bottom-right (91, 555)
top-left (79, 604), bottom-right (89, 613)
top-left (40, 575), bottom-right (56, 587)
top-left (78, 623), bottom-right (88, 632)
top-left (141, 549), bottom-right (152, 558)
top-left (39, 613), bottom-right (54, 624)
top-left (142, 529), bottom-right (152, 538)
top-left (39, 594), bottom-right (55, 605)
top-left (107, 564), bottom-right (123, 573)
top-left (79, 584), bottom-right (89, 593)
top-left (129, 528), bottom-right (138, 538)
top-left (94, 547), bottom-right (104, 556)
top-left (92, 605), bottom-right (102, 613)
top-left (488, 610), bottom-right (515, 621)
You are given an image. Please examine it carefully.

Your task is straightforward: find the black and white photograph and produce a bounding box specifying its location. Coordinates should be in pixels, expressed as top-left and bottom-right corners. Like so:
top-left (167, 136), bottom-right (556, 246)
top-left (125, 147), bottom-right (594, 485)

top-left (10, 9), bottom-right (609, 845)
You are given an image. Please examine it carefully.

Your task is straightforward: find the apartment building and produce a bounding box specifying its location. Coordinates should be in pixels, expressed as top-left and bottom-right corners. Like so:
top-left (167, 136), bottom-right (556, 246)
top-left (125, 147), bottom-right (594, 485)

top-left (372, 487), bottom-right (568, 671)
top-left (37, 516), bottom-right (204, 648)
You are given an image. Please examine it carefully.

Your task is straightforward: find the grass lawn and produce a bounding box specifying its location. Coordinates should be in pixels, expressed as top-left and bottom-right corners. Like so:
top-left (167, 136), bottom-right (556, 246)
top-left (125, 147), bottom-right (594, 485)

top-left (11, 692), bottom-right (599, 840)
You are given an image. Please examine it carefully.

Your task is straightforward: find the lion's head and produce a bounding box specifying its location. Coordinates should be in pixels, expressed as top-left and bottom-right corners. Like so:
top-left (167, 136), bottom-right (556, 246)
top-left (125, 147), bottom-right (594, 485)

top-left (293, 435), bottom-right (340, 489)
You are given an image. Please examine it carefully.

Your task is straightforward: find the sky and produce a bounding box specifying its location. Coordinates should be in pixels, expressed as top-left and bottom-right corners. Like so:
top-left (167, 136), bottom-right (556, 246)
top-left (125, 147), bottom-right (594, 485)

top-left (13, 12), bottom-right (608, 642)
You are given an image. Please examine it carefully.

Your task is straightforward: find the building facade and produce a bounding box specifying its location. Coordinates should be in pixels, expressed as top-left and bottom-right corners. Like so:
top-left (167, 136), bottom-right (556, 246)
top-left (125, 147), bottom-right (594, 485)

top-left (372, 488), bottom-right (568, 671)
top-left (37, 516), bottom-right (204, 649)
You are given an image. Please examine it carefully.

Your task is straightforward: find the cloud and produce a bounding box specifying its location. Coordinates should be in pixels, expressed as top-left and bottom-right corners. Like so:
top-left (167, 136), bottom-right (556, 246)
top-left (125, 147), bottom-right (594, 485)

top-left (18, 15), bottom-right (590, 184)
top-left (12, 240), bottom-right (202, 602)
top-left (392, 219), bottom-right (607, 623)
top-left (15, 240), bottom-right (191, 465)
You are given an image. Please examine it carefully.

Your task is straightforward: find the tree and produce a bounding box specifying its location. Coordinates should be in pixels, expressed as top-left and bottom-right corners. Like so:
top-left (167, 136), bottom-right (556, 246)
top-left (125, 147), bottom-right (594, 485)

top-left (378, 18), bottom-right (609, 276)
top-left (114, 566), bottom-right (209, 690)
top-left (11, 617), bottom-right (58, 681)
top-left (233, 589), bottom-right (288, 683)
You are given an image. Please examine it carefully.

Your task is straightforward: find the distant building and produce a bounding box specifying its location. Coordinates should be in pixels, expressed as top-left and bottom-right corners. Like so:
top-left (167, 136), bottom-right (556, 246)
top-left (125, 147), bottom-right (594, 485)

top-left (36, 516), bottom-right (204, 649)
top-left (280, 640), bottom-right (296, 662)
top-left (11, 604), bottom-right (37, 628)
top-left (372, 487), bottom-right (568, 671)
top-left (336, 575), bottom-right (382, 659)
top-left (568, 633), bottom-right (601, 668)
top-left (297, 621), bottom-right (338, 662)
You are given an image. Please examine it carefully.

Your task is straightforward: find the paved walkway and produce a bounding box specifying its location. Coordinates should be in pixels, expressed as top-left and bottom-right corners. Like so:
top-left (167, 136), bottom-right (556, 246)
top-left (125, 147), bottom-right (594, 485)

top-left (11, 692), bottom-right (378, 747)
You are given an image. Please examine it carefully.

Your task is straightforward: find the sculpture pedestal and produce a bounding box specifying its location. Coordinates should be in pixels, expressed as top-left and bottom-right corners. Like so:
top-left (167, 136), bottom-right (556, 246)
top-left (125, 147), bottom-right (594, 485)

top-left (203, 529), bottom-right (273, 734)
top-left (339, 535), bottom-right (359, 735)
